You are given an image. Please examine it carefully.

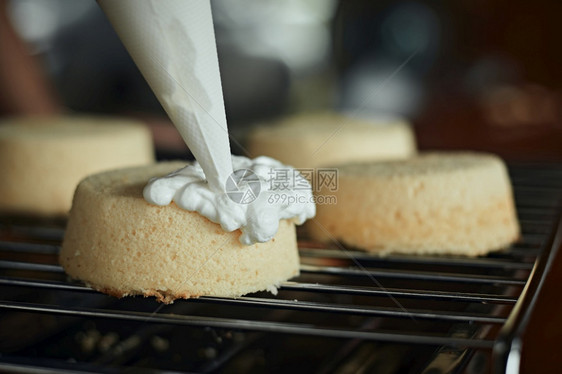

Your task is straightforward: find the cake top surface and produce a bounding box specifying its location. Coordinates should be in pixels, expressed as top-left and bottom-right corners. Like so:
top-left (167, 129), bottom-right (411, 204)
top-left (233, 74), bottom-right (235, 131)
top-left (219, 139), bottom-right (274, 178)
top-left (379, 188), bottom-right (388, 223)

top-left (336, 152), bottom-right (504, 178)
top-left (81, 162), bottom-right (183, 198)
top-left (251, 112), bottom-right (411, 138)
top-left (0, 117), bottom-right (148, 140)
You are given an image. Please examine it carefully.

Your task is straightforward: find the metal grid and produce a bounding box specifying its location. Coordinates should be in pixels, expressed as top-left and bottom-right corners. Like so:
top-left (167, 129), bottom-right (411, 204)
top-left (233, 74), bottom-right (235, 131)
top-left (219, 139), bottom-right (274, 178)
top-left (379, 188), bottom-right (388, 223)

top-left (0, 163), bottom-right (561, 373)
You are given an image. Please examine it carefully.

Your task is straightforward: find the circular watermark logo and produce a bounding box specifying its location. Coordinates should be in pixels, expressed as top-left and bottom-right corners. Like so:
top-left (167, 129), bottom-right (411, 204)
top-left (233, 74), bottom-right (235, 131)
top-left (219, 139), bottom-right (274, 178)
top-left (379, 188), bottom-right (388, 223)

top-left (225, 169), bottom-right (261, 204)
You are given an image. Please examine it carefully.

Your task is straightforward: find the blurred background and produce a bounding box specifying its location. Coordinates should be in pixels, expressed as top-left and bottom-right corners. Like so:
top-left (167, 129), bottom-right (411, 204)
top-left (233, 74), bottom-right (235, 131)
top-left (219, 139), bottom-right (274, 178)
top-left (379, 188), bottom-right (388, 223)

top-left (1, 0), bottom-right (561, 161)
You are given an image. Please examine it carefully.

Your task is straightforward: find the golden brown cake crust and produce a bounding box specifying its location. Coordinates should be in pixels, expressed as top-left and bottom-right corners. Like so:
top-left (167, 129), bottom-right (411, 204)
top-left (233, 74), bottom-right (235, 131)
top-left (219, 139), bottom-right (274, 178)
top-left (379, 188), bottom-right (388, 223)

top-left (60, 162), bottom-right (300, 303)
top-left (308, 152), bottom-right (520, 256)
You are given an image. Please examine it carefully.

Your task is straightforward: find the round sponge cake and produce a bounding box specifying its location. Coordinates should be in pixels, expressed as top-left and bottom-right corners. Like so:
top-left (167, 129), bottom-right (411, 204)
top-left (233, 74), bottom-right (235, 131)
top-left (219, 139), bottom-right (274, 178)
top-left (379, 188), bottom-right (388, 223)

top-left (0, 116), bottom-right (154, 217)
top-left (60, 162), bottom-right (300, 303)
top-left (308, 153), bottom-right (520, 256)
top-left (247, 112), bottom-right (416, 169)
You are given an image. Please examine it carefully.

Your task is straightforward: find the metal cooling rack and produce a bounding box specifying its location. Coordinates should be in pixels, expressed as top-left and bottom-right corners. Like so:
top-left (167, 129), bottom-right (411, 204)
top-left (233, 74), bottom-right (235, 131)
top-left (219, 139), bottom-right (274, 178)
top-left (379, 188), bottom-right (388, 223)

top-left (0, 163), bottom-right (561, 373)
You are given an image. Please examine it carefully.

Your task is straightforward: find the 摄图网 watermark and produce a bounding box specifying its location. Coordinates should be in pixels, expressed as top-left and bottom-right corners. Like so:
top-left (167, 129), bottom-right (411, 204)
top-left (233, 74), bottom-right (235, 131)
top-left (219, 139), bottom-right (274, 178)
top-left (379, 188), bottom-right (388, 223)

top-left (225, 167), bottom-right (338, 205)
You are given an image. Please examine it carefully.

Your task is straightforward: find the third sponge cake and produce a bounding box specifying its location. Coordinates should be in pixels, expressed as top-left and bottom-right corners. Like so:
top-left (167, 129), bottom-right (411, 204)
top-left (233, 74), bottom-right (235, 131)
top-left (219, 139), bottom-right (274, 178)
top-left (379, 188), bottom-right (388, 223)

top-left (248, 112), bottom-right (416, 169)
top-left (308, 152), bottom-right (520, 256)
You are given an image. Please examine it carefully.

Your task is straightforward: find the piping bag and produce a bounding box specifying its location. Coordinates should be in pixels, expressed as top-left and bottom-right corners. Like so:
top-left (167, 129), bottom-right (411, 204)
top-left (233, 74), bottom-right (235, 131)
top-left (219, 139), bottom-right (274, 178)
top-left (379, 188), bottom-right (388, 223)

top-left (97, 0), bottom-right (233, 193)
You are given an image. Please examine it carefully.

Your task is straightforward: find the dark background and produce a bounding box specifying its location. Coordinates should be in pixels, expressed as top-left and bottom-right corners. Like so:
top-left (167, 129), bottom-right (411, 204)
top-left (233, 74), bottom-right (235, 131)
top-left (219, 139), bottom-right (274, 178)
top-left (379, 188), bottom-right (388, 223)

top-left (2, 0), bottom-right (561, 161)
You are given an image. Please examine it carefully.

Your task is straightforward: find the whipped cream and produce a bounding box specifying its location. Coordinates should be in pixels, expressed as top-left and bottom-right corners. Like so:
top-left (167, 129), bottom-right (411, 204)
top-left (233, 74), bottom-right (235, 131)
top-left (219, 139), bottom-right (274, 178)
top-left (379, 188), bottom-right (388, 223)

top-left (144, 156), bottom-right (316, 245)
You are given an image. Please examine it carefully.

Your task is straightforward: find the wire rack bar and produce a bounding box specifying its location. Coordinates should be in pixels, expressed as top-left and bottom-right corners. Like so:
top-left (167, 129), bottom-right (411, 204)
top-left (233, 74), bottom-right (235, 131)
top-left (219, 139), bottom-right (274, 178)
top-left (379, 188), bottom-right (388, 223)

top-left (300, 265), bottom-right (528, 285)
top-left (0, 277), bottom-right (518, 304)
top-left (0, 278), bottom-right (506, 323)
top-left (0, 225), bottom-right (65, 241)
top-left (0, 241), bottom-right (60, 254)
top-left (516, 207), bottom-right (560, 216)
top-left (193, 296), bottom-right (506, 323)
top-left (0, 261), bottom-right (63, 273)
top-left (299, 248), bottom-right (534, 270)
top-left (0, 260), bottom-right (529, 286)
top-left (0, 277), bottom-right (517, 304)
top-left (0, 361), bottom-right (113, 374)
top-left (280, 281), bottom-right (517, 303)
top-left (0, 301), bottom-right (496, 348)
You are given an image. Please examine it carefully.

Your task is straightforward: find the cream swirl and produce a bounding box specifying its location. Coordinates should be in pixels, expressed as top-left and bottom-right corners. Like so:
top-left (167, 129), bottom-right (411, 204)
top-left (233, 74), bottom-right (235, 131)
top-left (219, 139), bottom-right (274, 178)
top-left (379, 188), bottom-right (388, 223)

top-left (143, 155), bottom-right (315, 245)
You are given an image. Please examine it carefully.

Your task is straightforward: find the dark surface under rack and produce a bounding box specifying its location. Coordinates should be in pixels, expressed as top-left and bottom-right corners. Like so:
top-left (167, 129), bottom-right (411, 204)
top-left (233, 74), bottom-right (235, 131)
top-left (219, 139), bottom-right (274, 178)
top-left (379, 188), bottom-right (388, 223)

top-left (1, 163), bottom-right (561, 373)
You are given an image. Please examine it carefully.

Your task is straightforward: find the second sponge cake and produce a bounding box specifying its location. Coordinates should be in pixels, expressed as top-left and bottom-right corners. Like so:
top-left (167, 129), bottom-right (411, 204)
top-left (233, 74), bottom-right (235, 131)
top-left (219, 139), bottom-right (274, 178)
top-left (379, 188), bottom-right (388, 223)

top-left (0, 116), bottom-right (155, 217)
top-left (308, 152), bottom-right (520, 256)
top-left (248, 112), bottom-right (416, 169)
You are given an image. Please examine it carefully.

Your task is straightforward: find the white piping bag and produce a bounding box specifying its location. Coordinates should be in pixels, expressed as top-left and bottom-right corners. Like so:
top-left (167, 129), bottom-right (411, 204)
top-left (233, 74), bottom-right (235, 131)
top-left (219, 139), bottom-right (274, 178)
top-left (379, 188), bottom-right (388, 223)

top-left (97, 0), bottom-right (233, 193)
